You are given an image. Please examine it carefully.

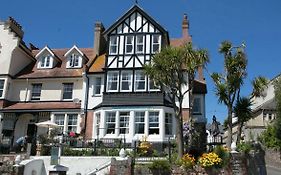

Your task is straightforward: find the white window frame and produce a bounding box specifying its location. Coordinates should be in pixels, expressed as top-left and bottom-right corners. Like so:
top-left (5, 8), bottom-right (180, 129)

top-left (39, 55), bottom-right (52, 68)
top-left (134, 71), bottom-right (146, 91)
top-left (0, 79), bottom-right (5, 98)
top-left (125, 35), bottom-right (134, 54)
top-left (136, 35), bottom-right (144, 53)
top-left (165, 113), bottom-right (173, 135)
top-left (152, 35), bottom-right (161, 53)
top-left (149, 111), bottom-right (159, 135)
top-left (68, 53), bottom-right (81, 68)
top-left (95, 112), bottom-right (101, 137)
top-left (121, 71), bottom-right (133, 92)
top-left (193, 97), bottom-right (201, 114)
top-left (62, 83), bottom-right (74, 100)
top-left (93, 76), bottom-right (102, 96)
top-left (109, 36), bottom-right (118, 54)
top-left (135, 111), bottom-right (145, 134)
top-left (54, 113), bottom-right (79, 134)
top-left (107, 72), bottom-right (119, 92)
top-left (119, 112), bottom-right (130, 135)
top-left (31, 83), bottom-right (42, 101)
top-left (106, 112), bottom-right (116, 134)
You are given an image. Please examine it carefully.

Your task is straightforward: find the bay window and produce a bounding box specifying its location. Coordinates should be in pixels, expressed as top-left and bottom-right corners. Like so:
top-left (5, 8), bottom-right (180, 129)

top-left (106, 112), bottom-right (116, 134)
top-left (107, 72), bottom-right (119, 92)
top-left (0, 80), bottom-right (4, 97)
top-left (135, 112), bottom-right (145, 134)
top-left (119, 112), bottom-right (130, 134)
top-left (165, 113), bottom-right (173, 135)
top-left (149, 112), bottom-right (159, 135)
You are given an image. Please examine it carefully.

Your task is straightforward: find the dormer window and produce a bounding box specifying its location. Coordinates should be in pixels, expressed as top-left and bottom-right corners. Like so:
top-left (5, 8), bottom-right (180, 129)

top-left (64, 45), bottom-right (86, 69)
top-left (68, 53), bottom-right (81, 68)
top-left (39, 55), bottom-right (52, 68)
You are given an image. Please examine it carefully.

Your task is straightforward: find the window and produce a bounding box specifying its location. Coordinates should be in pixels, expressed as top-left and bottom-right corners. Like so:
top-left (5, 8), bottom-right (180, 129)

top-left (54, 114), bottom-right (78, 134)
top-left (149, 112), bottom-right (159, 135)
top-left (0, 80), bottom-right (4, 97)
top-left (149, 78), bottom-right (159, 91)
top-left (31, 84), bottom-right (42, 101)
top-left (107, 72), bottom-right (119, 92)
top-left (40, 55), bottom-right (52, 68)
top-left (165, 113), bottom-right (173, 135)
top-left (62, 83), bottom-right (73, 100)
top-left (136, 35), bottom-right (144, 53)
top-left (69, 53), bottom-right (81, 68)
top-left (135, 112), bottom-right (145, 134)
top-left (125, 36), bottom-right (134, 54)
top-left (119, 112), bottom-right (130, 134)
top-left (106, 112), bottom-right (116, 134)
top-left (135, 71), bottom-right (146, 91)
top-left (109, 36), bottom-right (118, 54)
top-left (95, 113), bottom-right (101, 136)
top-left (193, 98), bottom-right (201, 114)
top-left (68, 114), bottom-right (78, 132)
top-left (54, 114), bottom-right (65, 133)
top-left (121, 71), bottom-right (132, 91)
top-left (152, 35), bottom-right (161, 53)
top-left (93, 77), bottom-right (102, 95)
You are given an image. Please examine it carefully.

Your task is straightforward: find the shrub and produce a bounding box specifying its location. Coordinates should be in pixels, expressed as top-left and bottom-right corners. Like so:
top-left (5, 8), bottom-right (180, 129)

top-left (237, 142), bottom-right (253, 154)
top-left (180, 153), bottom-right (196, 170)
top-left (213, 146), bottom-right (230, 168)
top-left (62, 147), bottom-right (94, 156)
top-left (148, 159), bottom-right (171, 172)
top-left (198, 152), bottom-right (222, 169)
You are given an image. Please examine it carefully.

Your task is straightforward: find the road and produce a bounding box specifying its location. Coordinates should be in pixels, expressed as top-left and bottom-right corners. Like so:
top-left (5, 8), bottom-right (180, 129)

top-left (266, 165), bottom-right (281, 175)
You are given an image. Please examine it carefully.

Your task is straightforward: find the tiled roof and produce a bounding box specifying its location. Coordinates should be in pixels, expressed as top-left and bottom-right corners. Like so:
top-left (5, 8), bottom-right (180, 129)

top-left (170, 38), bottom-right (192, 47)
top-left (88, 54), bottom-right (106, 73)
top-left (2, 101), bottom-right (81, 111)
top-left (16, 48), bottom-right (96, 79)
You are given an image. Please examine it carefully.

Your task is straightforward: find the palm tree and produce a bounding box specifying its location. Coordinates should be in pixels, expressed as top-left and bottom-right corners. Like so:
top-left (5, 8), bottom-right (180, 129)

top-left (145, 43), bottom-right (209, 158)
top-left (211, 41), bottom-right (247, 148)
top-left (234, 97), bottom-right (252, 144)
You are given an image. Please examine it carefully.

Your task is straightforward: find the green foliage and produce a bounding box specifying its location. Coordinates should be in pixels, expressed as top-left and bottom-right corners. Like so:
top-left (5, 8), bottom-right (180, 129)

top-left (213, 146), bottom-right (230, 168)
top-left (237, 142), bottom-right (253, 153)
top-left (62, 147), bottom-right (94, 156)
top-left (234, 97), bottom-right (252, 123)
top-left (148, 159), bottom-right (171, 171)
top-left (259, 126), bottom-right (281, 149)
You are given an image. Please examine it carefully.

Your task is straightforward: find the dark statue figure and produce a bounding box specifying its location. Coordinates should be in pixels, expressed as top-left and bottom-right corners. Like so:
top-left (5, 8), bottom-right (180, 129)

top-left (211, 115), bottom-right (220, 136)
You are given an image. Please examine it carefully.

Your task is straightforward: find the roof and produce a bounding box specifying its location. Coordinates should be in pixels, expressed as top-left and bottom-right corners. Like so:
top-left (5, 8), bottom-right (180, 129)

top-left (88, 54), bottom-right (105, 73)
top-left (103, 5), bottom-right (169, 40)
top-left (170, 38), bottom-right (192, 47)
top-left (16, 48), bottom-right (95, 79)
top-left (2, 101), bottom-right (81, 111)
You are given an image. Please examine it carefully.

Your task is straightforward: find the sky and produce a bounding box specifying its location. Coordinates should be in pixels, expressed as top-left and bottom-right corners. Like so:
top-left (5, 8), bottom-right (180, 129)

top-left (1, 0), bottom-right (281, 123)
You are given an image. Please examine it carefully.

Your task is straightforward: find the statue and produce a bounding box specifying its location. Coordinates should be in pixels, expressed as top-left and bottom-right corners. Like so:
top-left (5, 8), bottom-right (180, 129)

top-left (211, 115), bottom-right (220, 136)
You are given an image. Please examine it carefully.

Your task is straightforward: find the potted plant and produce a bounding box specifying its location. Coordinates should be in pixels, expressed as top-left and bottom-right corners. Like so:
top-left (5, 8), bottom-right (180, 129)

top-left (148, 159), bottom-right (171, 175)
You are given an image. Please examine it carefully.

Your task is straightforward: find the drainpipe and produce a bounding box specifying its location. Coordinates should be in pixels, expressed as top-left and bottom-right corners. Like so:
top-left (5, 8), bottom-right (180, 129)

top-left (82, 71), bottom-right (89, 139)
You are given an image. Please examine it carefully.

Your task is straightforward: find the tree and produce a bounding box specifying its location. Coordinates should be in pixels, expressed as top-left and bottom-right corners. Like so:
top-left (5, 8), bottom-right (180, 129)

top-left (234, 76), bottom-right (268, 144)
top-left (274, 78), bottom-right (281, 142)
top-left (234, 97), bottom-right (252, 144)
top-left (144, 43), bottom-right (209, 158)
top-left (211, 41), bottom-right (247, 148)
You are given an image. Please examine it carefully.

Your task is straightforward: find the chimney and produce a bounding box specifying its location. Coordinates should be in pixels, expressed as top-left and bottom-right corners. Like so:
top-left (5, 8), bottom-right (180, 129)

top-left (94, 22), bottom-right (105, 56)
top-left (182, 14), bottom-right (191, 40)
top-left (6, 17), bottom-right (24, 39)
top-left (198, 66), bottom-right (205, 81)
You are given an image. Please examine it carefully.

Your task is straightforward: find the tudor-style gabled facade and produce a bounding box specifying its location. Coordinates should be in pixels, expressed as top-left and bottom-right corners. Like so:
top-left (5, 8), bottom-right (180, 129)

top-left (85, 5), bottom-right (207, 143)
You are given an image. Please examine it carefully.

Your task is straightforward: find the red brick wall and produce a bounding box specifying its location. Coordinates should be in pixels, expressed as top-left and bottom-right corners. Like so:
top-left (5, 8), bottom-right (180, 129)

top-left (85, 111), bottom-right (93, 139)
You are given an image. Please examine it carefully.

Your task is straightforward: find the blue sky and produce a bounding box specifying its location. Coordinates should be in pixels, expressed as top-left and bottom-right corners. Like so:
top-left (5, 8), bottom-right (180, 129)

top-left (1, 0), bottom-right (281, 123)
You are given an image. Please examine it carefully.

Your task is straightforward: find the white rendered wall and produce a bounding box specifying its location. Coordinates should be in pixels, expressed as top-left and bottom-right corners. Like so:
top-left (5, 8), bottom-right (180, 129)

top-left (87, 74), bottom-right (104, 109)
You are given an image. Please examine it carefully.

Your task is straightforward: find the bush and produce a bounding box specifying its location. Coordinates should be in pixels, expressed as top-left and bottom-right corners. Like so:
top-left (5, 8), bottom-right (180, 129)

top-left (62, 147), bottom-right (94, 156)
top-left (198, 152), bottom-right (222, 169)
top-left (213, 146), bottom-right (230, 168)
top-left (180, 153), bottom-right (195, 170)
top-left (148, 159), bottom-right (171, 171)
top-left (258, 125), bottom-right (281, 149)
top-left (237, 142), bottom-right (253, 154)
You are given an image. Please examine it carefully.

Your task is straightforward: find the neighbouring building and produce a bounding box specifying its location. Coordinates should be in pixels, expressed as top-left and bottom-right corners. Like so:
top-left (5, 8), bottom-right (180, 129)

top-left (224, 75), bottom-right (278, 143)
top-left (0, 5), bottom-right (207, 151)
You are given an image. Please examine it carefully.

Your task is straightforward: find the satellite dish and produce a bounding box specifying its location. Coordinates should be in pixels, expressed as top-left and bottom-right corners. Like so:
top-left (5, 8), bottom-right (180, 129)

top-left (73, 98), bottom-right (80, 103)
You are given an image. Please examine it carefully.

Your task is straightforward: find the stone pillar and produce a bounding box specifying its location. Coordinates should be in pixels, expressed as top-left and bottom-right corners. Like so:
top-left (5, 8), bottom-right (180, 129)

top-left (230, 152), bottom-right (247, 175)
top-left (109, 157), bottom-right (132, 175)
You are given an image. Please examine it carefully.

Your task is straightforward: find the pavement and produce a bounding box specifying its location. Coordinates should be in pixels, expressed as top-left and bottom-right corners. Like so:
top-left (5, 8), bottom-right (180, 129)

top-left (266, 165), bottom-right (281, 175)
